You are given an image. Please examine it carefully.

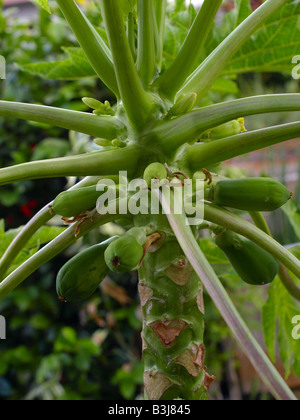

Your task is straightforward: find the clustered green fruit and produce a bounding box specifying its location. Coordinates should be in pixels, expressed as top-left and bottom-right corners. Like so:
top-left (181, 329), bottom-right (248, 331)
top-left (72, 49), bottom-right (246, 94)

top-left (52, 185), bottom-right (101, 217)
top-left (56, 237), bottom-right (116, 302)
top-left (215, 230), bottom-right (279, 286)
top-left (104, 234), bottom-right (144, 273)
top-left (208, 177), bottom-right (291, 212)
top-left (143, 162), bottom-right (168, 187)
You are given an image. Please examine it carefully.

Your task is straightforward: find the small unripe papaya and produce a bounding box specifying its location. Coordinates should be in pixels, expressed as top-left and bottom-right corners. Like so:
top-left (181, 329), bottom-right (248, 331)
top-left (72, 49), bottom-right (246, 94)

top-left (215, 230), bottom-right (279, 286)
top-left (56, 237), bottom-right (116, 302)
top-left (170, 93), bottom-right (198, 116)
top-left (201, 118), bottom-right (246, 141)
top-left (208, 177), bottom-right (292, 212)
top-left (143, 163), bottom-right (167, 187)
top-left (52, 186), bottom-right (101, 217)
top-left (126, 227), bottom-right (147, 246)
top-left (105, 235), bottom-right (144, 273)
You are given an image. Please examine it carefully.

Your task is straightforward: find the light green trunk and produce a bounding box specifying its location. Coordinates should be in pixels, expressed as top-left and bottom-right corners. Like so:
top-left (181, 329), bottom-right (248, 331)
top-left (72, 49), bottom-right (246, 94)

top-left (138, 233), bottom-right (214, 400)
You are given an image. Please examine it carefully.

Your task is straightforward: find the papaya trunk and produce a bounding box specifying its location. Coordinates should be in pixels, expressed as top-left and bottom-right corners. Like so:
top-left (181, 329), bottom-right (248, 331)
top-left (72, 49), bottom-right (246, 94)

top-left (138, 234), bottom-right (213, 400)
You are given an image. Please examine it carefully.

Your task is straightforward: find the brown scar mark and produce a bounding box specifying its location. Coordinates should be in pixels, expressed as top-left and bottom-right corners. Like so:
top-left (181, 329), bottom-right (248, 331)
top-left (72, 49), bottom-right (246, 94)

top-left (204, 372), bottom-right (216, 391)
top-left (151, 319), bottom-right (187, 348)
top-left (138, 232), bottom-right (162, 269)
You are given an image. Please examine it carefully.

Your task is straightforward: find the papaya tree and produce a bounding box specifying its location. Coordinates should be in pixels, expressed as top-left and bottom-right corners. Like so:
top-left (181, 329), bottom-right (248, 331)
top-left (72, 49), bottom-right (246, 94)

top-left (1, 0), bottom-right (300, 400)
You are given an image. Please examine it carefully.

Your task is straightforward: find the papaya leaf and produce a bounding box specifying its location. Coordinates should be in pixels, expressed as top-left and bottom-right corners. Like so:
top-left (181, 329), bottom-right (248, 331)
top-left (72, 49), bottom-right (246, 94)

top-left (30, 0), bottom-right (51, 14)
top-left (0, 225), bottom-right (65, 275)
top-left (263, 277), bottom-right (300, 378)
top-left (224, 0), bottom-right (300, 75)
top-left (20, 48), bottom-right (96, 80)
top-left (282, 200), bottom-right (300, 240)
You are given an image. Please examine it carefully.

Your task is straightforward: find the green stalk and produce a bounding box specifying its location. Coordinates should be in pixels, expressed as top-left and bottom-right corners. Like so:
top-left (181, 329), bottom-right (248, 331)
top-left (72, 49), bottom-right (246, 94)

top-left (183, 121), bottom-right (300, 172)
top-left (155, 0), bottom-right (222, 99)
top-left (56, 0), bottom-right (119, 96)
top-left (137, 0), bottom-right (156, 87)
top-left (148, 94), bottom-right (300, 153)
top-left (100, 0), bottom-right (153, 130)
top-left (249, 212), bottom-right (300, 302)
top-left (0, 146), bottom-right (142, 185)
top-left (127, 13), bottom-right (137, 61)
top-left (0, 212), bottom-right (120, 300)
top-left (139, 233), bottom-right (208, 400)
top-left (0, 101), bottom-right (126, 140)
top-left (154, 0), bottom-right (166, 68)
top-left (178, 0), bottom-right (290, 99)
top-left (0, 176), bottom-right (102, 280)
top-left (161, 195), bottom-right (296, 400)
top-left (204, 204), bottom-right (300, 280)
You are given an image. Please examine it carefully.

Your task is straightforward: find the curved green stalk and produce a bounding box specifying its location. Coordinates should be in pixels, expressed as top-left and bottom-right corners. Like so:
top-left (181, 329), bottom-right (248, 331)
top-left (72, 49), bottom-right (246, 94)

top-left (0, 101), bottom-right (126, 140)
top-left (148, 94), bottom-right (300, 153)
top-left (0, 146), bottom-right (142, 185)
top-left (183, 121), bottom-right (300, 172)
top-left (249, 212), bottom-right (300, 302)
top-left (161, 194), bottom-right (296, 400)
top-left (100, 0), bottom-right (154, 130)
top-left (137, 0), bottom-right (156, 87)
top-left (204, 204), bottom-right (300, 280)
top-left (178, 0), bottom-right (290, 100)
top-left (154, 0), bottom-right (166, 68)
top-left (155, 0), bottom-right (222, 99)
top-left (56, 0), bottom-right (119, 96)
top-left (0, 211), bottom-right (121, 300)
top-left (0, 176), bottom-right (102, 280)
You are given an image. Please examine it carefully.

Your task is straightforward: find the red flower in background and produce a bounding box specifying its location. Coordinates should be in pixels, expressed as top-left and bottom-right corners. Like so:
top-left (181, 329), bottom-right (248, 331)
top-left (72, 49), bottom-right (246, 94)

top-left (20, 200), bottom-right (38, 218)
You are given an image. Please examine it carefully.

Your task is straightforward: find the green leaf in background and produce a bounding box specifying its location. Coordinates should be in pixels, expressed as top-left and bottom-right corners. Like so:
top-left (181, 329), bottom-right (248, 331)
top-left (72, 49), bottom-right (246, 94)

top-left (224, 0), bottom-right (300, 75)
top-left (263, 277), bottom-right (300, 378)
top-left (20, 48), bottom-right (96, 80)
top-left (282, 200), bottom-right (300, 240)
top-left (0, 222), bottom-right (65, 275)
top-left (30, 0), bottom-right (51, 14)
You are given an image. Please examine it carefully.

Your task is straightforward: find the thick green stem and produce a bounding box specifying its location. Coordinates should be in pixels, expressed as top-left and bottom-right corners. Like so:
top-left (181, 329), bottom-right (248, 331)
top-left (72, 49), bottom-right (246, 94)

top-left (137, 0), bottom-right (156, 87)
top-left (148, 94), bottom-right (300, 153)
top-left (139, 227), bottom-right (209, 400)
top-left (204, 204), bottom-right (300, 280)
top-left (249, 212), bottom-right (300, 302)
top-left (183, 121), bottom-right (300, 172)
top-left (56, 0), bottom-right (118, 96)
top-left (0, 212), bottom-right (121, 300)
top-left (0, 101), bottom-right (125, 140)
top-left (155, 0), bottom-right (222, 99)
top-left (0, 176), bottom-right (102, 280)
top-left (100, 0), bottom-right (153, 130)
top-left (178, 0), bottom-right (290, 100)
top-left (0, 146), bottom-right (142, 185)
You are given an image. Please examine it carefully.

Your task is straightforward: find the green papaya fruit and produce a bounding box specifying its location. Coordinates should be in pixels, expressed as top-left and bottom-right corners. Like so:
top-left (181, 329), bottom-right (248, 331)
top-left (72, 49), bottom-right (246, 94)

top-left (215, 230), bottom-right (279, 286)
top-left (126, 227), bottom-right (147, 246)
top-left (143, 162), bottom-right (168, 187)
top-left (200, 118), bottom-right (246, 141)
top-left (170, 93), bottom-right (197, 116)
top-left (56, 237), bottom-right (116, 302)
top-left (208, 177), bottom-right (292, 212)
top-left (52, 180), bottom-right (120, 217)
top-left (105, 235), bottom-right (144, 273)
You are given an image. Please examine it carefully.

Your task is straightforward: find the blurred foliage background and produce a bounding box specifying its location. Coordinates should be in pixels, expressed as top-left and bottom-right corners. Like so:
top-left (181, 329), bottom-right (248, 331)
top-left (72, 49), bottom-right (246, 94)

top-left (0, 0), bottom-right (299, 400)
